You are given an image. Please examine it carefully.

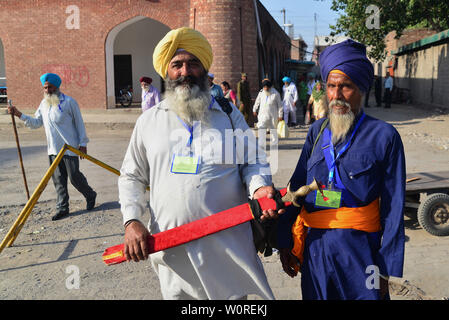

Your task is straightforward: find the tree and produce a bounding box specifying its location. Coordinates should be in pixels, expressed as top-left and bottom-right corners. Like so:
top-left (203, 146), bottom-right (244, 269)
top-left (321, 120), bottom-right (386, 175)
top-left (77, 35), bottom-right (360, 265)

top-left (329, 0), bottom-right (449, 61)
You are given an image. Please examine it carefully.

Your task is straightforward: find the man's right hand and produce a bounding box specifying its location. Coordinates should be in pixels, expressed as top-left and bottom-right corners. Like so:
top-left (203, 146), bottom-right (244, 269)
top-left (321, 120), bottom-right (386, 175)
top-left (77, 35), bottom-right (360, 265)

top-left (124, 220), bottom-right (151, 262)
top-left (279, 248), bottom-right (300, 278)
top-left (7, 105), bottom-right (22, 118)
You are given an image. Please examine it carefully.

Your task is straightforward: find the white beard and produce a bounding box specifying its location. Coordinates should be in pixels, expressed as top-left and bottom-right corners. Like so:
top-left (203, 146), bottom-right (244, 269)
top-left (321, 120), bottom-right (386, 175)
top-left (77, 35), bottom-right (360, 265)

top-left (164, 81), bottom-right (211, 127)
top-left (328, 99), bottom-right (356, 145)
top-left (43, 92), bottom-right (61, 109)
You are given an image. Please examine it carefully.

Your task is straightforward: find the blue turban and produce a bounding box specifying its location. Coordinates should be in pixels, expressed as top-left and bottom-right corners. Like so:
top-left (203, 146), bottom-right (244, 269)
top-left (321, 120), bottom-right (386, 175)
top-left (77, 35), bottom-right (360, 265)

top-left (319, 39), bottom-right (374, 93)
top-left (282, 76), bottom-right (291, 83)
top-left (40, 73), bottom-right (62, 88)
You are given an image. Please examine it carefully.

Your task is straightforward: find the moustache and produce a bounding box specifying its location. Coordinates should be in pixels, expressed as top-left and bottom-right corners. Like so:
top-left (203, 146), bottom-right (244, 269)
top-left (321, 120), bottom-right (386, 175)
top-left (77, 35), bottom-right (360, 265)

top-left (173, 75), bottom-right (201, 88)
top-left (329, 99), bottom-right (351, 109)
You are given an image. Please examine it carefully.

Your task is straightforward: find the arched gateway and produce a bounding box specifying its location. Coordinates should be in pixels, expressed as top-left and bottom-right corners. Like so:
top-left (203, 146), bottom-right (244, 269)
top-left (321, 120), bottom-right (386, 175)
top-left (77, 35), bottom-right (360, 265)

top-left (105, 16), bottom-right (170, 108)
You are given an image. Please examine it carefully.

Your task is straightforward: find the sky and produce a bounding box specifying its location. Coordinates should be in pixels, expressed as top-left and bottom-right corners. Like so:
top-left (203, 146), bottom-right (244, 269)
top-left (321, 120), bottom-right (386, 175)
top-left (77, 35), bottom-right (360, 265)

top-left (259, 0), bottom-right (342, 59)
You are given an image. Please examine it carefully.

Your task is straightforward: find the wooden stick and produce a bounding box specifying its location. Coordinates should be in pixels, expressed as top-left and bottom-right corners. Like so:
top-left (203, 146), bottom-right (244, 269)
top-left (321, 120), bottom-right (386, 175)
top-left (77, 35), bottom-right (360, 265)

top-left (406, 177), bottom-right (421, 183)
top-left (8, 100), bottom-right (30, 199)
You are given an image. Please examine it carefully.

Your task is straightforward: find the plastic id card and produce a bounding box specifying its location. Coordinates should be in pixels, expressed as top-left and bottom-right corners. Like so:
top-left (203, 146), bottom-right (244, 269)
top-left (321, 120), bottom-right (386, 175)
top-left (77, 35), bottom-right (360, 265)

top-left (170, 154), bottom-right (200, 174)
top-left (315, 188), bottom-right (342, 209)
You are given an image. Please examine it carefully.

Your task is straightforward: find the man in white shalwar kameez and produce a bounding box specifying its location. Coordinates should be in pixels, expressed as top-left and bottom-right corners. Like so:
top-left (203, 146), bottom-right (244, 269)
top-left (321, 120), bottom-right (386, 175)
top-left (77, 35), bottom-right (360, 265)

top-left (282, 76), bottom-right (298, 126)
top-left (252, 79), bottom-right (283, 143)
top-left (118, 27), bottom-right (283, 300)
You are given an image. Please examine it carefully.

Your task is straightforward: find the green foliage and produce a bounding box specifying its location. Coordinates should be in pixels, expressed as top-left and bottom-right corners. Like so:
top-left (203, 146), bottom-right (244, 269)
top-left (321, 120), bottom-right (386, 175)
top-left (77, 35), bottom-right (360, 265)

top-left (329, 0), bottom-right (449, 61)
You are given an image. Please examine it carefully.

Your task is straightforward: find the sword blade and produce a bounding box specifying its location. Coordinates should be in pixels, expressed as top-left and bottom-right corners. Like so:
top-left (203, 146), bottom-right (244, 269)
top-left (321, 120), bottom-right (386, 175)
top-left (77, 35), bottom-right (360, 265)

top-left (103, 188), bottom-right (289, 265)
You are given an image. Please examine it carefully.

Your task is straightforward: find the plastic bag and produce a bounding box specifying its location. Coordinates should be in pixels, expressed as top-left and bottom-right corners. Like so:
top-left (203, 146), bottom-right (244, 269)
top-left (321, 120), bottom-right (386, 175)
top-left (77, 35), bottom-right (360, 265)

top-left (277, 120), bottom-right (289, 138)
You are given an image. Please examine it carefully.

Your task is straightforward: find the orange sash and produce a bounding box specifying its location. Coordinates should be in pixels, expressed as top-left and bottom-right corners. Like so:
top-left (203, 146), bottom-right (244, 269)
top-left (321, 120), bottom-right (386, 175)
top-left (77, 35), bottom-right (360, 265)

top-left (291, 199), bottom-right (381, 264)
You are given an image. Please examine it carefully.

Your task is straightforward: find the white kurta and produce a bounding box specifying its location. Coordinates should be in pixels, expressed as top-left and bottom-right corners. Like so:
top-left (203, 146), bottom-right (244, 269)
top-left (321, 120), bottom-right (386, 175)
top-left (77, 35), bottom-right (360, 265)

top-left (20, 93), bottom-right (89, 157)
top-left (252, 88), bottom-right (283, 129)
top-left (118, 98), bottom-right (275, 300)
top-left (282, 83), bottom-right (298, 124)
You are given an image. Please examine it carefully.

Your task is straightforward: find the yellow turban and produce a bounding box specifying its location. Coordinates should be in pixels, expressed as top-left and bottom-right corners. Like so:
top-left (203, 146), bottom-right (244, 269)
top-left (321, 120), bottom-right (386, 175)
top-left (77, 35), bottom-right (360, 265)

top-left (152, 27), bottom-right (213, 78)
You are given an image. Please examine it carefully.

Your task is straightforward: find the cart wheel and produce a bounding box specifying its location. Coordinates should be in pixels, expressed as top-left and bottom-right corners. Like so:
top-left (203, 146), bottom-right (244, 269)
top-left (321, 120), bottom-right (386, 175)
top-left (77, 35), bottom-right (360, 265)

top-left (417, 193), bottom-right (449, 236)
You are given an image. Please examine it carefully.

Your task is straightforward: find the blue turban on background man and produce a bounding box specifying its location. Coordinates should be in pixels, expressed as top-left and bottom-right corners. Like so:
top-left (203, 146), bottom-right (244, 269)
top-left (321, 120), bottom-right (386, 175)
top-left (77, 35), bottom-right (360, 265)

top-left (282, 76), bottom-right (291, 83)
top-left (40, 73), bottom-right (62, 88)
top-left (319, 39), bottom-right (374, 93)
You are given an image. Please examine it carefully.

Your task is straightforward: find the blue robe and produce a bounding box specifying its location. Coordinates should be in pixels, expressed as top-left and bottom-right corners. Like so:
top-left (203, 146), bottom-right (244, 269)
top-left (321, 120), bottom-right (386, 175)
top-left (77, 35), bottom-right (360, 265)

top-left (278, 112), bottom-right (406, 300)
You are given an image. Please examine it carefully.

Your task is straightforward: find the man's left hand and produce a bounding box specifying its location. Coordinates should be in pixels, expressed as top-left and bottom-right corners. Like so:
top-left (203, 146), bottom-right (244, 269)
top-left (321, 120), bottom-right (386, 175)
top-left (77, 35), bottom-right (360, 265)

top-left (79, 146), bottom-right (87, 160)
top-left (253, 185), bottom-right (285, 220)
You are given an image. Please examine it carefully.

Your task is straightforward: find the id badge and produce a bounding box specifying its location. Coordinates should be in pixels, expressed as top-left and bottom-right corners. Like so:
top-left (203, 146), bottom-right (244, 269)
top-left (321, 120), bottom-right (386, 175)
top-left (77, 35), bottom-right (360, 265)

top-left (170, 154), bottom-right (200, 174)
top-left (315, 188), bottom-right (342, 209)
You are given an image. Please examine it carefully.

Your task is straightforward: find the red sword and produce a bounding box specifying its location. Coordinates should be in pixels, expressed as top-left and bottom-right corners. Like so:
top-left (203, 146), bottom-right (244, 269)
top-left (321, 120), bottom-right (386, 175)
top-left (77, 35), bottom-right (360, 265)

top-left (102, 180), bottom-right (324, 265)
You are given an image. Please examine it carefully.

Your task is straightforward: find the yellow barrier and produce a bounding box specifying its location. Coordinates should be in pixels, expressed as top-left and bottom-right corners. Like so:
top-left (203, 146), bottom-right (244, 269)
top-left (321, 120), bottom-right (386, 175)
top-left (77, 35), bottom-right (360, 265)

top-left (0, 144), bottom-right (149, 253)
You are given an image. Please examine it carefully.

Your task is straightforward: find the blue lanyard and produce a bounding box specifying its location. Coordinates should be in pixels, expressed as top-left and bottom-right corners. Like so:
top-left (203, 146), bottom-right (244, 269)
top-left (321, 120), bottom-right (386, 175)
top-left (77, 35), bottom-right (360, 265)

top-left (176, 96), bottom-right (215, 147)
top-left (57, 93), bottom-right (64, 112)
top-left (328, 112), bottom-right (366, 186)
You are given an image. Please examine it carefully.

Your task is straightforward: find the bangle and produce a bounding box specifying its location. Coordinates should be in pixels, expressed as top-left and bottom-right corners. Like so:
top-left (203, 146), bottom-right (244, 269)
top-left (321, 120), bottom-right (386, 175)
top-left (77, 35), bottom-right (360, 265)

top-left (124, 219), bottom-right (138, 228)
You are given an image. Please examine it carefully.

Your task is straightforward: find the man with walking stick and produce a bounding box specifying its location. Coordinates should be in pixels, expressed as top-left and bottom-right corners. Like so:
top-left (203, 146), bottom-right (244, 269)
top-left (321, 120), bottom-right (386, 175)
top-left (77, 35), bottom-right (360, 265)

top-left (7, 73), bottom-right (97, 221)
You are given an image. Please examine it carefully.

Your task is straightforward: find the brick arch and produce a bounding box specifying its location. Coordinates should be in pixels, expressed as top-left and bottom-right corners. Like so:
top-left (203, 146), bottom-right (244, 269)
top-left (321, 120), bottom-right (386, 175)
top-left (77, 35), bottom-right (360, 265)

top-left (104, 15), bottom-right (173, 108)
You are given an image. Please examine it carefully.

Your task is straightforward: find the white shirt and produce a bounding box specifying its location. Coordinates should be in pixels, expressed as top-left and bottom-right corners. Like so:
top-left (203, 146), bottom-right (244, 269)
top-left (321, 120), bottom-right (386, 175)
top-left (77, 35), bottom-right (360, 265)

top-left (252, 88), bottom-right (283, 129)
top-left (282, 82), bottom-right (298, 106)
top-left (118, 98), bottom-right (274, 300)
top-left (141, 85), bottom-right (161, 112)
top-left (20, 93), bottom-right (89, 157)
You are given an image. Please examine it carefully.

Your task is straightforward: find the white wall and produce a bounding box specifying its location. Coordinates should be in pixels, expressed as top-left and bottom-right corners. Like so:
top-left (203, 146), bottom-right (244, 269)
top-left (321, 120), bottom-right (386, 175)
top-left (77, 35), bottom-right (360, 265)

top-left (114, 18), bottom-right (170, 102)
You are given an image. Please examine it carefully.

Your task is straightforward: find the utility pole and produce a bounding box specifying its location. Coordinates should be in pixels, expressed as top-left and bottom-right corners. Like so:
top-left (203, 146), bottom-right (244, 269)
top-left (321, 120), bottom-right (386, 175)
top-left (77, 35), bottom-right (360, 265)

top-left (281, 8), bottom-right (286, 31)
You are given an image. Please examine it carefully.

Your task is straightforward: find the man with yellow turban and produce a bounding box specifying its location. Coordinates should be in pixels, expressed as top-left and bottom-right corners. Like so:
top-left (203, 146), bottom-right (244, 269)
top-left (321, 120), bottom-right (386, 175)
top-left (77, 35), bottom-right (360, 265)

top-left (117, 27), bottom-right (283, 300)
top-left (277, 39), bottom-right (406, 300)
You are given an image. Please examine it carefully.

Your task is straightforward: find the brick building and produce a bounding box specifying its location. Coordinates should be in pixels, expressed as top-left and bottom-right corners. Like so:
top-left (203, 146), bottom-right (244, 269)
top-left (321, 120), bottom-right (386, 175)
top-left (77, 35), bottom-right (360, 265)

top-left (0, 0), bottom-right (290, 110)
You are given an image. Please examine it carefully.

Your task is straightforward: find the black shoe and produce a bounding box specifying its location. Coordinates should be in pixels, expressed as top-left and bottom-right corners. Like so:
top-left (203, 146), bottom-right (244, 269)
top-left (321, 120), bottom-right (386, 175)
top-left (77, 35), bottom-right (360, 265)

top-left (52, 210), bottom-right (69, 221)
top-left (86, 192), bottom-right (97, 211)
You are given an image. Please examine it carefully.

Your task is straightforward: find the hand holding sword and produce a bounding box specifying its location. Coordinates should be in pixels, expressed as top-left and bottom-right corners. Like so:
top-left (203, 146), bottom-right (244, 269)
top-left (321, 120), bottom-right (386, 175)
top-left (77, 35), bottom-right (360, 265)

top-left (103, 179), bottom-right (324, 265)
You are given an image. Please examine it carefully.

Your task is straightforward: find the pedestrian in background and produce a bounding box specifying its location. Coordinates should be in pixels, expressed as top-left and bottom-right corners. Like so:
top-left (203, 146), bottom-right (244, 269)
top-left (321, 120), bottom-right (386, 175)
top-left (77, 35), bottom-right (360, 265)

top-left (236, 72), bottom-right (252, 126)
top-left (307, 81), bottom-right (328, 122)
top-left (221, 81), bottom-right (239, 107)
top-left (384, 72), bottom-right (393, 108)
top-left (374, 75), bottom-right (382, 107)
top-left (252, 78), bottom-right (283, 144)
top-left (282, 76), bottom-right (298, 127)
top-left (8, 73), bottom-right (97, 221)
top-left (140, 76), bottom-right (161, 112)
top-left (208, 73), bottom-right (224, 99)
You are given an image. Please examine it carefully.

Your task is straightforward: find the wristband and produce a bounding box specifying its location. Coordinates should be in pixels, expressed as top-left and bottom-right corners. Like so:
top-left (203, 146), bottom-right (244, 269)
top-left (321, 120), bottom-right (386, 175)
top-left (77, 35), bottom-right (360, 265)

top-left (124, 219), bottom-right (139, 228)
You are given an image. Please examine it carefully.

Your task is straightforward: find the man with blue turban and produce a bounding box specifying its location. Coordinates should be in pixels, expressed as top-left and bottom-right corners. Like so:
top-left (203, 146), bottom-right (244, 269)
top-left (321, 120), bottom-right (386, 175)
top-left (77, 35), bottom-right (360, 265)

top-left (8, 73), bottom-right (97, 221)
top-left (277, 39), bottom-right (406, 300)
top-left (281, 76), bottom-right (298, 126)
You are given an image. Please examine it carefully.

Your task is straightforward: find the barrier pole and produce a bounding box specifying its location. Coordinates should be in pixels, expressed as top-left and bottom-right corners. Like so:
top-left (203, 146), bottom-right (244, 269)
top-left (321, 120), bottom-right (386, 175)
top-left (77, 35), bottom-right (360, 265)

top-left (66, 145), bottom-right (149, 191)
top-left (0, 145), bottom-right (67, 251)
top-left (0, 144), bottom-right (150, 252)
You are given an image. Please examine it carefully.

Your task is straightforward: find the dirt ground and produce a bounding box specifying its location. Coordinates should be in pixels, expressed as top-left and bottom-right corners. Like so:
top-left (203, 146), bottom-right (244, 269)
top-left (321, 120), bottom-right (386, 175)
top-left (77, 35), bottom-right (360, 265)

top-left (0, 99), bottom-right (448, 300)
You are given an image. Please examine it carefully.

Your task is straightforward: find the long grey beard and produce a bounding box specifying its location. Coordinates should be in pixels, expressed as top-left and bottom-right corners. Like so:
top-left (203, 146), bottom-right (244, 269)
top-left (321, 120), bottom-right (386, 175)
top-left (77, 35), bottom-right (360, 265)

top-left (328, 99), bottom-right (356, 145)
top-left (164, 75), bottom-right (211, 127)
top-left (44, 90), bottom-right (61, 108)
